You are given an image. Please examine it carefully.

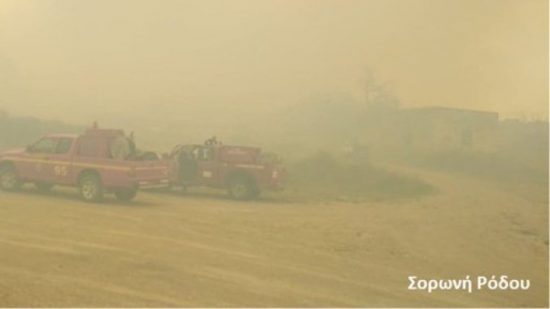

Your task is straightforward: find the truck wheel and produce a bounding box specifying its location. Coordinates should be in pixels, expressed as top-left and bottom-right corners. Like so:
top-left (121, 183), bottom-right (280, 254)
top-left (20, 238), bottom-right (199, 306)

top-left (228, 177), bottom-right (256, 200)
top-left (115, 188), bottom-right (137, 201)
top-left (79, 174), bottom-right (103, 202)
top-left (0, 165), bottom-right (21, 191)
top-left (35, 182), bottom-right (54, 192)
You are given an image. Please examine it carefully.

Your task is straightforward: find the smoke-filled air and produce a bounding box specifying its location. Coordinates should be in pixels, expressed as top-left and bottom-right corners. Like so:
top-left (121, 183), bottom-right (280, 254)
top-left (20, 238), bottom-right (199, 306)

top-left (0, 0), bottom-right (548, 307)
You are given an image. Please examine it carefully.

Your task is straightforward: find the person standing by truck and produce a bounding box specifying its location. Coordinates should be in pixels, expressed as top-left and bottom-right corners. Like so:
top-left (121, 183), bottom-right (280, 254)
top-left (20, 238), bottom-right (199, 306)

top-left (177, 150), bottom-right (197, 185)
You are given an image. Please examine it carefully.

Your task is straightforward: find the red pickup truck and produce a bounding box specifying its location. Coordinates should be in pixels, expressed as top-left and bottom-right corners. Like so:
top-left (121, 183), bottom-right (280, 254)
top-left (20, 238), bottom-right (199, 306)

top-left (167, 141), bottom-right (285, 199)
top-left (0, 126), bottom-right (169, 202)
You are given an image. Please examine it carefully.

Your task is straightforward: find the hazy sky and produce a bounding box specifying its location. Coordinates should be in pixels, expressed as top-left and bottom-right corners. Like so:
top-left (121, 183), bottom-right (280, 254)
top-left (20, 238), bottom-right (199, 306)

top-left (0, 0), bottom-right (548, 123)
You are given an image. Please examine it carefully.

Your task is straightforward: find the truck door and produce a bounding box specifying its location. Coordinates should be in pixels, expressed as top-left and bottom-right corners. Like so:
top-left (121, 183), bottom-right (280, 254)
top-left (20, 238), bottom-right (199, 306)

top-left (195, 146), bottom-right (219, 186)
top-left (18, 137), bottom-right (58, 182)
top-left (42, 137), bottom-right (75, 185)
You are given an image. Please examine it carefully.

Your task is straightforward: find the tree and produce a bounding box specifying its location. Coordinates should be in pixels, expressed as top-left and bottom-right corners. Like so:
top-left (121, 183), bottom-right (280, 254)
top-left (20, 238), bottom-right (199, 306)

top-left (362, 69), bottom-right (400, 112)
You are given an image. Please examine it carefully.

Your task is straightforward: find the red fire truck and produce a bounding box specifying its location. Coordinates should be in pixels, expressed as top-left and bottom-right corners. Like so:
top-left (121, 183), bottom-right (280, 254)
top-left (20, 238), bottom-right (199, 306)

top-left (0, 125), bottom-right (169, 202)
top-left (167, 140), bottom-right (285, 199)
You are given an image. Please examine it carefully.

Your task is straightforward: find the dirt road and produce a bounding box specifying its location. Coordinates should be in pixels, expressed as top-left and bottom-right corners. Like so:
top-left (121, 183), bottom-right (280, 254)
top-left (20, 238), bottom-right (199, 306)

top-left (0, 168), bottom-right (547, 307)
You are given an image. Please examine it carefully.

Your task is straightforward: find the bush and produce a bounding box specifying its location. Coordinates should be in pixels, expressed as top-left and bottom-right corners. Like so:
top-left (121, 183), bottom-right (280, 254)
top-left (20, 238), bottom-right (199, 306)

top-left (283, 151), bottom-right (434, 202)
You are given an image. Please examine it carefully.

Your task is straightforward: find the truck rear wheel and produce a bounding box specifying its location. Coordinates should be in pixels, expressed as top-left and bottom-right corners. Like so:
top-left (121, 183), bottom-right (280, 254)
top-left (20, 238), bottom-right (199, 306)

top-left (0, 165), bottom-right (21, 191)
top-left (79, 174), bottom-right (103, 202)
top-left (228, 176), bottom-right (257, 200)
top-left (115, 188), bottom-right (137, 201)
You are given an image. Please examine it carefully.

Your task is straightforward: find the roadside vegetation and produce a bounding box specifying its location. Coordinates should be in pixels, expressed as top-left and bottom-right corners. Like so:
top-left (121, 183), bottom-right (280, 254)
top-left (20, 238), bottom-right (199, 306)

top-left (279, 151), bottom-right (435, 202)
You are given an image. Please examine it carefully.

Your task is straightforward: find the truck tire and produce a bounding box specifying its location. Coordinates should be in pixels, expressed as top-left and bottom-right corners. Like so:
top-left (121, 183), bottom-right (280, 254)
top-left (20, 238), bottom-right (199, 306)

top-left (35, 182), bottom-right (54, 192)
top-left (79, 174), bottom-right (103, 202)
top-left (115, 188), bottom-right (137, 201)
top-left (228, 176), bottom-right (257, 200)
top-left (0, 165), bottom-right (21, 191)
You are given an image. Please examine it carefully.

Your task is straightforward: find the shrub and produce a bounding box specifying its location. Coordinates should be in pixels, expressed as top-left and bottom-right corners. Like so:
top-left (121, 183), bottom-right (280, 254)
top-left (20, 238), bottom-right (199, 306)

top-left (283, 151), bottom-right (434, 202)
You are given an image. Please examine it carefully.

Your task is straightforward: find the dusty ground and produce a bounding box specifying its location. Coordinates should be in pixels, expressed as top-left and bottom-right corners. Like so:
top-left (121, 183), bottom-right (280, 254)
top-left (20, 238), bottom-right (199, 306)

top-left (0, 167), bottom-right (547, 307)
